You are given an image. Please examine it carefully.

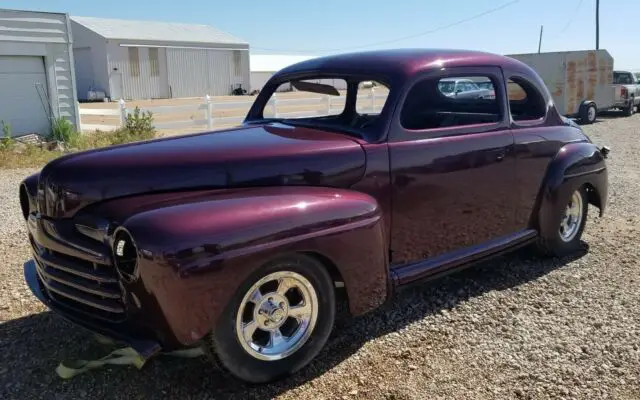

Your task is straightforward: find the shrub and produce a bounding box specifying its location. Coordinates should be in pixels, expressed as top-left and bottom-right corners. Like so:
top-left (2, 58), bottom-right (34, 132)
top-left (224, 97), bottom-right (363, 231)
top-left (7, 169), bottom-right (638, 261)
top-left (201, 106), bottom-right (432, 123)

top-left (1, 108), bottom-right (158, 169)
top-left (1, 120), bottom-right (12, 148)
top-left (50, 117), bottom-right (80, 147)
top-left (124, 107), bottom-right (155, 140)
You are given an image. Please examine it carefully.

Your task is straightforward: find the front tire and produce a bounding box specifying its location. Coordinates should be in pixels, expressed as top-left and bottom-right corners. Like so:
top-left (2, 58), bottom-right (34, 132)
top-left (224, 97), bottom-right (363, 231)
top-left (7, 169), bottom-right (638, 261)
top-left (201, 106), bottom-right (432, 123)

top-left (537, 187), bottom-right (588, 256)
top-left (209, 254), bottom-right (336, 384)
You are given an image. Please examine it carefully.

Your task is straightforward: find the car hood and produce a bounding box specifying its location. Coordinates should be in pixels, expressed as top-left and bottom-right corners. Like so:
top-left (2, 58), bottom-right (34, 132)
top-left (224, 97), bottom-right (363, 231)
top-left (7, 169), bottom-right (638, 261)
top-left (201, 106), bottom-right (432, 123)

top-left (37, 123), bottom-right (366, 218)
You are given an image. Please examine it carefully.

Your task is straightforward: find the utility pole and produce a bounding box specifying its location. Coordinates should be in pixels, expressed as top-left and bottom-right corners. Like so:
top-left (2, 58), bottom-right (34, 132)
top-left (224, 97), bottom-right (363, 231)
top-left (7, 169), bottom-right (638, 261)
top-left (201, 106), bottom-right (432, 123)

top-left (538, 25), bottom-right (543, 53)
top-left (596, 0), bottom-right (600, 49)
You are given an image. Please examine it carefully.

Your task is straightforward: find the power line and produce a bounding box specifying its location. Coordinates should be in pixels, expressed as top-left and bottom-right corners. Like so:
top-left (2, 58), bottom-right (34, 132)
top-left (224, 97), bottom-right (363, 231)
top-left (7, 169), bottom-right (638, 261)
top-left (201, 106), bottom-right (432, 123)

top-left (557, 0), bottom-right (584, 36)
top-left (251, 0), bottom-right (521, 54)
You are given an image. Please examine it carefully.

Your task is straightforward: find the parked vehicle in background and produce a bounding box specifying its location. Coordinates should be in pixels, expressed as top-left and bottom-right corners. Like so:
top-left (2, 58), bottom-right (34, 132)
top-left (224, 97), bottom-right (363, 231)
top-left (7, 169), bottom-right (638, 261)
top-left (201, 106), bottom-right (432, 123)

top-left (20, 49), bottom-right (610, 385)
top-left (611, 70), bottom-right (640, 116)
top-left (438, 78), bottom-right (496, 99)
top-left (507, 50), bottom-right (616, 124)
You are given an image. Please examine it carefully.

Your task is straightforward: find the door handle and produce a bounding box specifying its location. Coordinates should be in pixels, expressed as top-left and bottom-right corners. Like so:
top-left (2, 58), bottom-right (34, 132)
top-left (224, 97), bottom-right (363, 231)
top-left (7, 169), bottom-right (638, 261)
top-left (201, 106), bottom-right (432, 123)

top-left (495, 151), bottom-right (505, 162)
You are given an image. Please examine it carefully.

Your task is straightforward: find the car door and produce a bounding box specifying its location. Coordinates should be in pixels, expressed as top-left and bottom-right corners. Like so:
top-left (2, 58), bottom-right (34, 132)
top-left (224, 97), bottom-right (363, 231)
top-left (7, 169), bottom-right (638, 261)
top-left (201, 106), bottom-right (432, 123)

top-left (388, 66), bottom-right (518, 265)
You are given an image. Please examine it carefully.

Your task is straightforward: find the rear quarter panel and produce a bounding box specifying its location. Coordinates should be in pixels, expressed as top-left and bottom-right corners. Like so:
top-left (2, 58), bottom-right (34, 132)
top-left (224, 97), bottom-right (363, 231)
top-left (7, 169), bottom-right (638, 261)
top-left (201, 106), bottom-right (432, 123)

top-left (513, 123), bottom-right (593, 229)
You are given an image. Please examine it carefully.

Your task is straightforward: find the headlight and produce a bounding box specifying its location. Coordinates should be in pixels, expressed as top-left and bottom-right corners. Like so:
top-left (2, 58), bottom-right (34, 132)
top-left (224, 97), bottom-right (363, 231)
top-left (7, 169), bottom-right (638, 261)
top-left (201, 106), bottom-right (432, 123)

top-left (113, 228), bottom-right (138, 281)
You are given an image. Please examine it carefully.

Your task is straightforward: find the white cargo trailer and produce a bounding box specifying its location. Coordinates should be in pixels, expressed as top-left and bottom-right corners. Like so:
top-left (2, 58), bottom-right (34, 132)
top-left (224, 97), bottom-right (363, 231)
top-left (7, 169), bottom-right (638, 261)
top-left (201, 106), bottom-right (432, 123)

top-left (506, 50), bottom-right (615, 123)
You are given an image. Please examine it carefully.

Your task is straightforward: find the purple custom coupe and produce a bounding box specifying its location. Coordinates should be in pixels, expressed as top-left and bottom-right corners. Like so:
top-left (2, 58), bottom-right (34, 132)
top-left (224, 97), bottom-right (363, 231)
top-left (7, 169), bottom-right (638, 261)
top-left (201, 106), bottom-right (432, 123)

top-left (20, 49), bottom-right (609, 383)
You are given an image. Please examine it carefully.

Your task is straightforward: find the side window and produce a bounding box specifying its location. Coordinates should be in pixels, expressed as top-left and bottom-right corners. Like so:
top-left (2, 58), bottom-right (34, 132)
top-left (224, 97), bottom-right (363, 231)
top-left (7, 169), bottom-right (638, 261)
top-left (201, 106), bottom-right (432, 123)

top-left (356, 80), bottom-right (388, 115)
top-left (400, 75), bottom-right (501, 131)
top-left (507, 77), bottom-right (546, 122)
top-left (264, 79), bottom-right (347, 118)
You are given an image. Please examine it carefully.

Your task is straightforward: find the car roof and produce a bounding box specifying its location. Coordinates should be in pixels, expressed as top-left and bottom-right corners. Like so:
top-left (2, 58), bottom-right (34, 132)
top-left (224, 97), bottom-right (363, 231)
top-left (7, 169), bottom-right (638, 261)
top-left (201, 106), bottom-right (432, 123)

top-left (276, 48), bottom-right (531, 81)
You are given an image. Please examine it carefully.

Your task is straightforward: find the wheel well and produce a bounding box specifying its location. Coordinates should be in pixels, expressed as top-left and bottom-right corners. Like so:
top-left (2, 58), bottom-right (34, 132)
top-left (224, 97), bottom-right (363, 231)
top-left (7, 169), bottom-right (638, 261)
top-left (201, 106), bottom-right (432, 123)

top-left (581, 100), bottom-right (595, 107)
top-left (301, 251), bottom-right (350, 316)
top-left (583, 182), bottom-right (602, 214)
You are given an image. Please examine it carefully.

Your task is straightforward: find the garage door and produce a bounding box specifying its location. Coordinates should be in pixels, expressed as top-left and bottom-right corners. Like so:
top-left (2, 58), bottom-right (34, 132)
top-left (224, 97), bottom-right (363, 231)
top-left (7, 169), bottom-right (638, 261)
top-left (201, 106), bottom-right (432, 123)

top-left (0, 56), bottom-right (50, 136)
top-left (166, 48), bottom-right (233, 97)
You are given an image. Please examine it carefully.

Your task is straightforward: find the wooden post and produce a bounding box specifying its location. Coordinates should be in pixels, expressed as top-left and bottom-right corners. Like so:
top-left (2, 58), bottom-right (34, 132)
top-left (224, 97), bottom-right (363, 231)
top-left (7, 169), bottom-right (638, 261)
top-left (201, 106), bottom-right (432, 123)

top-left (205, 95), bottom-right (213, 129)
top-left (119, 99), bottom-right (126, 127)
top-left (272, 94), bottom-right (278, 118)
top-left (369, 87), bottom-right (375, 113)
top-left (76, 101), bottom-right (83, 133)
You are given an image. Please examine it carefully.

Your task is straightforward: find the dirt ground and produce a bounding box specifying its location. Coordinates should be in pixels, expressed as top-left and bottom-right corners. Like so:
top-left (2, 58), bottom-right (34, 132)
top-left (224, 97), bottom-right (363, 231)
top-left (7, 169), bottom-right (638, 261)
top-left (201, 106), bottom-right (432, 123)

top-left (1, 113), bottom-right (639, 399)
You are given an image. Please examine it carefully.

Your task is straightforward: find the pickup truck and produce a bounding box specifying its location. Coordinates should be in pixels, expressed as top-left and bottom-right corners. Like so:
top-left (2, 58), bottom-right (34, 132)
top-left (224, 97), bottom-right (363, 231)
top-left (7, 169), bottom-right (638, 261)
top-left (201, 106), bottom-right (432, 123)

top-left (612, 70), bottom-right (640, 116)
top-left (20, 49), bottom-right (610, 384)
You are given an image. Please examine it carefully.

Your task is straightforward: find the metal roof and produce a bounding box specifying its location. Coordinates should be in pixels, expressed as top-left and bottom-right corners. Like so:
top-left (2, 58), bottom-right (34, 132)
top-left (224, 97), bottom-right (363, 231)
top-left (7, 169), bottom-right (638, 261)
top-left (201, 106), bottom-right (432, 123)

top-left (71, 16), bottom-right (247, 45)
top-left (250, 55), bottom-right (317, 72)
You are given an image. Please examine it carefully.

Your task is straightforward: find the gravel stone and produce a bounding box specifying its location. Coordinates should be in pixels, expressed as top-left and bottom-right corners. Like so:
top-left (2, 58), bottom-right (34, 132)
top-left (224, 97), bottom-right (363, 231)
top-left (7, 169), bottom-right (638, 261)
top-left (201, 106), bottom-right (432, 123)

top-left (1, 115), bottom-right (640, 399)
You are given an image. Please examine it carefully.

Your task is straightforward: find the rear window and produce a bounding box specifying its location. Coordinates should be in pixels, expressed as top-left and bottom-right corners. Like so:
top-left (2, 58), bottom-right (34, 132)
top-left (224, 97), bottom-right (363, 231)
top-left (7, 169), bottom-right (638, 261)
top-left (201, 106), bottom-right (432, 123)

top-left (613, 72), bottom-right (634, 84)
top-left (506, 77), bottom-right (546, 122)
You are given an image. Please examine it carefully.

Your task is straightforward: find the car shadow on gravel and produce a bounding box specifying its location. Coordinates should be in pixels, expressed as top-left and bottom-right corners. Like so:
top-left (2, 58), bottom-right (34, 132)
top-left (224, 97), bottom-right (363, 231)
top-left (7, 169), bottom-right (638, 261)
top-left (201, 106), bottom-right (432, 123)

top-left (0, 243), bottom-right (588, 400)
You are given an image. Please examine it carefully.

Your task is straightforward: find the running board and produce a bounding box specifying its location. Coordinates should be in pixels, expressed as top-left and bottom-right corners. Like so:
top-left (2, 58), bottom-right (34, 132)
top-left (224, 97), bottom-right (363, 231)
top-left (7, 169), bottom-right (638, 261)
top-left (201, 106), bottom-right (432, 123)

top-left (391, 229), bottom-right (538, 287)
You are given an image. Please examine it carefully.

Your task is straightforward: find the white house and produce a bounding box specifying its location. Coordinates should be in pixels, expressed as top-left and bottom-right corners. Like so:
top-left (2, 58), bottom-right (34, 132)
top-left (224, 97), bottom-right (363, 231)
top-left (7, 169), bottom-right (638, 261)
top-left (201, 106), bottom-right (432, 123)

top-left (0, 8), bottom-right (79, 136)
top-left (71, 16), bottom-right (250, 100)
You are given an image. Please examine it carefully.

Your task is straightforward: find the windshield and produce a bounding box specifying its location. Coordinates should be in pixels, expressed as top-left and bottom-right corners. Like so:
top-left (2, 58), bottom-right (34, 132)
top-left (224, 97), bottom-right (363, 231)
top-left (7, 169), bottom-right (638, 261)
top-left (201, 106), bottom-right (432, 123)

top-left (253, 75), bottom-right (391, 137)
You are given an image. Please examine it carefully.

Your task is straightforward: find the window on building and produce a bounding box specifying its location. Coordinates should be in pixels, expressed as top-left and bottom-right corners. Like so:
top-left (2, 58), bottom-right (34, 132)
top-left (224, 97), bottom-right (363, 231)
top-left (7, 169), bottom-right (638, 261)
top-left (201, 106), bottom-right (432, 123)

top-left (128, 47), bottom-right (140, 77)
top-left (233, 50), bottom-right (242, 77)
top-left (149, 48), bottom-right (159, 77)
top-left (507, 77), bottom-right (546, 122)
top-left (400, 75), bottom-right (501, 131)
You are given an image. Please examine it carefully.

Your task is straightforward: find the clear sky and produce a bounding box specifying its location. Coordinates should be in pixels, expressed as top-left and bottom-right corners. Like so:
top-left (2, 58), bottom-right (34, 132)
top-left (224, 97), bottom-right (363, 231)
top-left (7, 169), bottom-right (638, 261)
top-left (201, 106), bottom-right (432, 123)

top-left (5, 0), bottom-right (638, 70)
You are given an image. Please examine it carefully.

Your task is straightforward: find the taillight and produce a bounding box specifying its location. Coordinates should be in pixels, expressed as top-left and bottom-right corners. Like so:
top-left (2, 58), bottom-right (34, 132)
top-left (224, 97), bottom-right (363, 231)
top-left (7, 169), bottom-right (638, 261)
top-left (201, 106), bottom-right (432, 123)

top-left (621, 87), bottom-right (628, 98)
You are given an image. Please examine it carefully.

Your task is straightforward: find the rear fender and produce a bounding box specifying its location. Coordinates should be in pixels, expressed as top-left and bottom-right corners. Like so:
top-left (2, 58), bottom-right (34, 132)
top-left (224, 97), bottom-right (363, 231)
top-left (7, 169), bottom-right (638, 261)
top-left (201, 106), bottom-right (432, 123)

top-left (532, 142), bottom-right (608, 240)
top-left (119, 186), bottom-right (388, 346)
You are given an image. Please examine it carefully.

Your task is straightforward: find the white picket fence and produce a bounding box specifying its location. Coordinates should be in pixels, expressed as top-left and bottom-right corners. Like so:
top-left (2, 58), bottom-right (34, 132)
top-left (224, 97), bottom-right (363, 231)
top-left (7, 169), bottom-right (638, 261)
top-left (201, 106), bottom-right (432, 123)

top-left (78, 89), bottom-right (388, 133)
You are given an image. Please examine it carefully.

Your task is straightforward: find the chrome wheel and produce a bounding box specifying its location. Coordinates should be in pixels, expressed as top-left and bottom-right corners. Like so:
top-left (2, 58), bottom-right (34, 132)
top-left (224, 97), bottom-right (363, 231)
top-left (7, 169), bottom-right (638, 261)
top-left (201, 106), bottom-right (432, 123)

top-left (235, 271), bottom-right (318, 361)
top-left (559, 190), bottom-right (583, 242)
top-left (587, 106), bottom-right (596, 122)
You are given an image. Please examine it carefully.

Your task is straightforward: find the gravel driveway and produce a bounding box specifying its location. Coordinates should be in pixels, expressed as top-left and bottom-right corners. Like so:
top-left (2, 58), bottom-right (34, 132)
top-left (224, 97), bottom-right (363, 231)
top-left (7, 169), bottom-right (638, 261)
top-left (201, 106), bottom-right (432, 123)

top-left (1, 114), bottom-right (639, 400)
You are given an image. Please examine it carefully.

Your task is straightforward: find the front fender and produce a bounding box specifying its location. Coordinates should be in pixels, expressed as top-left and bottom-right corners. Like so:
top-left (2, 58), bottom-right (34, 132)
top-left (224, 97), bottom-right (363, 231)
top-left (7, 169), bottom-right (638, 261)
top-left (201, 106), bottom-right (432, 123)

top-left (119, 186), bottom-right (388, 346)
top-left (534, 142), bottom-right (608, 240)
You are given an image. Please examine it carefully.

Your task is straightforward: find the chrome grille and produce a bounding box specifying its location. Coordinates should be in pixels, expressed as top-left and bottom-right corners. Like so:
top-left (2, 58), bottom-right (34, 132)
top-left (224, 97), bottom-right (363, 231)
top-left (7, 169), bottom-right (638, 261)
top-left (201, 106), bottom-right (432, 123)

top-left (30, 237), bottom-right (126, 322)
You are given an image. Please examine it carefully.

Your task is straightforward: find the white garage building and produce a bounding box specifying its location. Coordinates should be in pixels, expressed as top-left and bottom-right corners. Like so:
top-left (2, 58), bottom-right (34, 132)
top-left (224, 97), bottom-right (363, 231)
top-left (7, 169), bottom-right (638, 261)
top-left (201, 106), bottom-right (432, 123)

top-left (71, 16), bottom-right (250, 100)
top-left (0, 9), bottom-right (79, 136)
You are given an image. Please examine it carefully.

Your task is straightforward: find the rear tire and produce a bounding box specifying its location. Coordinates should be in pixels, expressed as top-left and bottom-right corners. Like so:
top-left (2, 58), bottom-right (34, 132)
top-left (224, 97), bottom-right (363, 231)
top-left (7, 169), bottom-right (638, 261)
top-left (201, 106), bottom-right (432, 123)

top-left (624, 98), bottom-right (634, 116)
top-left (209, 254), bottom-right (336, 384)
top-left (537, 187), bottom-right (588, 257)
top-left (580, 103), bottom-right (597, 124)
